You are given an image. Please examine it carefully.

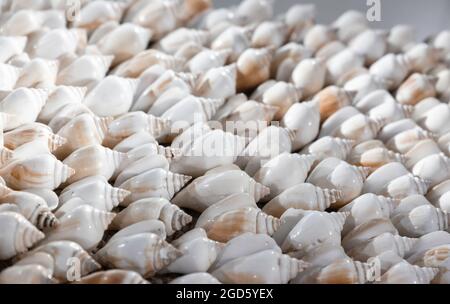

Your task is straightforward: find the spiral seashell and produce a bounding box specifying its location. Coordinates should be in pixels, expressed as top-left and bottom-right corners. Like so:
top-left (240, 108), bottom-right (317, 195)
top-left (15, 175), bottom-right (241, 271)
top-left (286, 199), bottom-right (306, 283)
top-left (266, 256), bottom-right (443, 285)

top-left (76, 270), bottom-right (149, 284)
top-left (342, 218), bottom-right (398, 251)
top-left (14, 57), bottom-right (58, 88)
top-left (112, 131), bottom-right (157, 153)
top-left (348, 144), bottom-right (407, 170)
top-left (0, 10), bottom-right (44, 36)
top-left (0, 62), bottom-right (21, 90)
top-left (195, 64), bottom-right (237, 100)
top-left (95, 232), bottom-right (182, 277)
top-left (0, 191), bottom-right (58, 229)
top-left (301, 136), bottom-right (355, 163)
top-left (0, 87), bottom-right (47, 130)
top-left (291, 57), bottom-right (326, 98)
top-left (210, 26), bottom-right (251, 62)
top-left (417, 103), bottom-right (450, 137)
top-left (344, 73), bottom-right (390, 103)
top-left (349, 29), bottom-right (388, 65)
top-left (236, 47), bottom-right (272, 91)
top-left (411, 153), bottom-right (450, 188)
top-left (59, 175), bottom-right (130, 212)
top-left (332, 10), bottom-right (369, 42)
top-left (170, 272), bottom-right (221, 284)
top-left (0, 35), bottom-right (27, 63)
top-left (302, 24), bottom-right (337, 54)
top-left (427, 180), bottom-right (450, 212)
top-left (313, 259), bottom-right (372, 284)
top-left (63, 144), bottom-right (127, 184)
top-left (396, 73), bottom-right (437, 106)
top-left (72, 0), bottom-right (126, 31)
top-left (114, 154), bottom-right (170, 187)
top-left (387, 25), bottom-right (416, 53)
top-left (33, 28), bottom-right (86, 60)
top-left (251, 21), bottom-right (287, 49)
top-left (0, 264), bottom-right (53, 284)
top-left (313, 86), bottom-right (356, 122)
top-left (38, 86), bottom-right (87, 124)
top-left (404, 43), bottom-right (443, 74)
top-left (264, 183), bottom-right (343, 218)
top-left (318, 106), bottom-right (360, 139)
top-left (383, 174), bottom-right (431, 200)
top-left (159, 28), bottom-right (209, 55)
top-left (260, 81), bottom-right (302, 119)
top-left (42, 205), bottom-right (115, 250)
top-left (0, 211), bottom-right (45, 260)
top-left (283, 3), bottom-right (315, 40)
top-left (422, 244), bottom-right (450, 268)
top-left (186, 48), bottom-right (231, 74)
top-left (110, 197), bottom-right (192, 236)
top-left (333, 114), bottom-right (386, 144)
top-left (253, 153), bottom-right (316, 201)
top-left (378, 261), bottom-right (439, 284)
top-left (326, 49), bottom-right (365, 85)
top-left (385, 127), bottom-right (435, 155)
top-left (369, 53), bottom-right (411, 90)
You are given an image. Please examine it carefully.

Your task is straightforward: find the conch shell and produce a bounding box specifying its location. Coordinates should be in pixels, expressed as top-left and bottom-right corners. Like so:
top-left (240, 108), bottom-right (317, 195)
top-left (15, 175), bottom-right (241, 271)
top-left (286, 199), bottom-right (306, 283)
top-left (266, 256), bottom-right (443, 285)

top-left (76, 270), bottom-right (149, 284)
top-left (378, 261), bottom-right (438, 284)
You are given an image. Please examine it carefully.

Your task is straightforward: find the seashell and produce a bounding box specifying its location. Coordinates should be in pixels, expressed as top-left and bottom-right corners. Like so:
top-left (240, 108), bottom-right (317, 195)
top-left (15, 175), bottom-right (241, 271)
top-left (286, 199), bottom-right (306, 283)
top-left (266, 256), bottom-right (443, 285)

top-left (169, 130), bottom-right (246, 177)
top-left (381, 173), bottom-right (430, 200)
top-left (170, 273), bottom-right (221, 284)
top-left (406, 231), bottom-right (450, 264)
top-left (76, 270), bottom-right (149, 284)
top-left (213, 93), bottom-right (247, 122)
top-left (260, 81), bottom-right (302, 120)
top-left (391, 195), bottom-right (433, 219)
top-left (253, 153), bottom-right (315, 201)
top-left (55, 114), bottom-right (112, 159)
top-left (114, 154), bottom-right (169, 187)
top-left (0, 191), bottom-right (57, 229)
top-left (270, 42), bottom-right (310, 77)
top-left (340, 194), bottom-right (398, 234)
top-left (378, 261), bottom-right (438, 284)
top-left (427, 180), bottom-right (450, 212)
top-left (42, 205), bottom-right (115, 251)
top-left (417, 103), bottom-right (450, 136)
top-left (316, 40), bottom-right (346, 63)
top-left (291, 58), bottom-right (326, 98)
top-left (0, 10), bottom-right (43, 36)
top-left (251, 21), bottom-right (287, 49)
top-left (412, 153), bottom-right (450, 188)
top-left (0, 211), bottom-right (44, 260)
top-left (3, 122), bottom-right (66, 151)
top-left (14, 58), bottom-right (58, 88)
top-left (108, 219), bottom-right (167, 243)
top-left (313, 86), bottom-right (356, 122)
top-left (195, 193), bottom-right (280, 242)
top-left (59, 175), bottom-right (130, 212)
top-left (94, 232), bottom-right (182, 277)
top-left (111, 131), bottom-right (160, 155)
top-left (33, 28), bottom-right (86, 60)
top-left (56, 54), bottom-right (113, 88)
top-left (0, 264), bottom-right (53, 284)
top-left (280, 211), bottom-right (348, 254)
top-left (110, 197), bottom-right (192, 236)
top-left (369, 54), bottom-right (411, 90)
top-left (313, 259), bottom-right (372, 284)
top-left (396, 73), bottom-right (437, 106)
top-left (263, 183), bottom-right (342, 218)
top-left (172, 165), bottom-right (269, 212)
top-left (344, 74), bottom-right (390, 103)
top-left (63, 144), bottom-right (127, 183)
top-left (303, 24), bottom-right (337, 54)
top-left (349, 29), bottom-right (388, 65)
top-left (422, 244), bottom-right (450, 269)
top-left (38, 86), bottom-right (87, 124)
top-left (0, 63), bottom-right (21, 90)
top-left (346, 232), bottom-right (417, 261)
top-left (385, 127), bottom-right (435, 154)
top-left (210, 26), bottom-right (252, 62)
top-left (0, 88), bottom-right (47, 130)
top-left (301, 136), bottom-right (354, 163)
top-left (73, 0), bottom-right (126, 31)
top-left (387, 25), bottom-right (416, 53)
top-left (0, 36), bottom-right (27, 63)
top-left (235, 0), bottom-right (273, 24)
top-left (14, 251), bottom-right (54, 274)
top-left (96, 23), bottom-right (153, 66)
top-left (237, 126), bottom-right (295, 176)
top-left (326, 49), bottom-right (365, 85)
top-left (306, 157), bottom-right (370, 207)
top-left (0, 153), bottom-right (74, 190)
top-left (332, 10), bottom-right (369, 43)
top-left (392, 204), bottom-right (449, 238)
top-left (119, 168), bottom-right (191, 206)
top-left (159, 28), bottom-right (209, 54)
top-left (348, 141), bottom-right (407, 170)
top-left (195, 64), bottom-right (237, 100)
top-left (404, 43), bottom-right (443, 74)
top-left (412, 97), bottom-right (441, 121)
top-left (22, 188), bottom-right (59, 211)
top-left (24, 240), bottom-right (101, 281)
top-left (212, 249), bottom-right (308, 284)
top-left (0, 203), bottom-right (20, 213)
top-left (284, 4), bottom-right (315, 41)
top-left (236, 47), bottom-right (272, 91)
top-left (166, 228), bottom-right (222, 274)
top-left (329, 113), bottom-right (385, 144)
top-left (185, 48), bottom-right (230, 74)
top-left (48, 103), bottom-right (95, 133)
top-left (432, 30), bottom-right (450, 55)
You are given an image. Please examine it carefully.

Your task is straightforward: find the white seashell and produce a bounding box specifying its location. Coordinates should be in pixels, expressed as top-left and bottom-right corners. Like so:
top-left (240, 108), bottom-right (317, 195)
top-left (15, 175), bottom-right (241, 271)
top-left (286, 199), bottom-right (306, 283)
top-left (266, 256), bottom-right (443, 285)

top-left (263, 183), bottom-right (342, 218)
top-left (332, 10), bottom-right (369, 43)
top-left (342, 218), bottom-right (398, 251)
top-left (108, 219), bottom-right (167, 243)
top-left (33, 28), bottom-right (86, 60)
top-left (326, 49), bottom-right (365, 85)
top-left (349, 29), bottom-right (388, 65)
top-left (170, 273), bottom-right (221, 284)
top-left (344, 73), bottom-right (390, 103)
top-left (88, 19), bottom-right (120, 44)
top-left (212, 249), bottom-right (308, 284)
top-left (73, 0), bottom-right (126, 31)
top-left (348, 141), bottom-right (407, 170)
top-left (387, 25), bottom-right (416, 53)
top-left (42, 205), bottom-right (115, 251)
top-left (411, 153), bottom-right (450, 188)
top-left (417, 103), bottom-right (450, 136)
top-left (313, 86), bottom-right (356, 122)
top-left (0, 88), bottom-right (47, 130)
top-left (340, 194), bottom-right (398, 234)
top-left (22, 188), bottom-right (59, 211)
top-left (76, 270), bottom-right (149, 284)
top-left (14, 58), bottom-right (58, 88)
top-left (396, 73), bottom-right (437, 106)
top-left (0, 264), bottom-right (53, 284)
top-left (318, 106), bottom-right (360, 139)
top-left (4, 122), bottom-right (66, 151)
top-left (378, 261), bottom-right (438, 284)
top-left (251, 21), bottom-right (287, 49)
top-left (261, 81), bottom-right (302, 120)
top-left (280, 211), bottom-right (348, 254)
top-left (291, 58), bottom-right (327, 98)
top-left (381, 173), bottom-right (430, 199)
top-left (110, 197), bottom-right (192, 236)
top-left (303, 24), bottom-right (337, 54)
top-left (47, 103), bottom-right (94, 133)
top-left (38, 86), bottom-right (87, 124)
top-left (57, 54), bottom-right (113, 88)
top-left (63, 144), bottom-right (127, 184)
top-left (59, 175), bottom-right (130, 212)
top-left (95, 232), bottom-right (182, 277)
top-left (0, 36), bottom-right (27, 63)
top-left (185, 48), bottom-right (230, 74)
top-left (386, 128), bottom-right (435, 154)
top-left (392, 204), bottom-right (449, 238)
top-left (0, 211), bottom-right (44, 260)
top-left (412, 97), bottom-right (441, 121)
top-left (427, 180), bottom-right (450, 212)
top-left (55, 114), bottom-right (112, 159)
top-left (253, 153), bottom-right (315, 201)
top-left (369, 54), bottom-right (411, 90)
top-left (24, 240), bottom-right (101, 281)
top-left (432, 30), bottom-right (450, 55)
top-left (118, 168), bottom-right (191, 206)
top-left (114, 154), bottom-right (170, 187)
top-left (0, 10), bottom-right (43, 36)
top-left (330, 113), bottom-right (386, 144)
top-left (0, 63), bottom-right (21, 90)
top-left (96, 23), bottom-right (153, 66)
top-left (316, 40), bottom-right (346, 62)
top-left (213, 93), bottom-right (247, 122)
top-left (0, 153), bottom-right (74, 190)
top-left (284, 4), bottom-right (315, 41)
top-left (0, 191), bottom-right (58, 229)
top-left (166, 228), bottom-right (222, 274)
top-left (236, 47), bottom-right (272, 91)
top-left (210, 26), bottom-right (252, 62)
top-left (195, 193), bottom-right (280, 242)
top-left (195, 64), bottom-right (237, 100)
top-left (111, 131), bottom-right (160, 154)
top-left (301, 136), bottom-right (354, 163)
top-left (392, 195), bottom-right (433, 218)
top-left (306, 258), bottom-right (372, 284)
top-left (406, 231), bottom-right (450, 264)
top-left (172, 165), bottom-right (269, 212)
top-left (404, 43), bottom-right (443, 74)
top-left (159, 28), bottom-right (209, 54)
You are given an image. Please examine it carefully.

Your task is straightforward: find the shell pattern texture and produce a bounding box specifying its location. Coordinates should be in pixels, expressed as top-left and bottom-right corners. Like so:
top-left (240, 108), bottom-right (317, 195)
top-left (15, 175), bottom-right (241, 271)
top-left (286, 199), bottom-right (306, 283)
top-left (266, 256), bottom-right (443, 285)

top-left (0, 0), bottom-right (449, 285)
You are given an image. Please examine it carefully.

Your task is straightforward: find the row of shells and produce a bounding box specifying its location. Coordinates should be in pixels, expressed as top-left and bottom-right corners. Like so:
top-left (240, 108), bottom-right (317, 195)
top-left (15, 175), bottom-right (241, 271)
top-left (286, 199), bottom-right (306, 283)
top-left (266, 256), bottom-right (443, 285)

top-left (0, 0), bottom-right (450, 284)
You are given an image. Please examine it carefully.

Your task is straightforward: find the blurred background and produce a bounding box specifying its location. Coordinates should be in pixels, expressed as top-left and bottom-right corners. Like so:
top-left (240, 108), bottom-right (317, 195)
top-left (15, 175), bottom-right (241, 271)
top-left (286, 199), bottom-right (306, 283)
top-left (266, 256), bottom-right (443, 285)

top-left (213, 0), bottom-right (450, 40)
